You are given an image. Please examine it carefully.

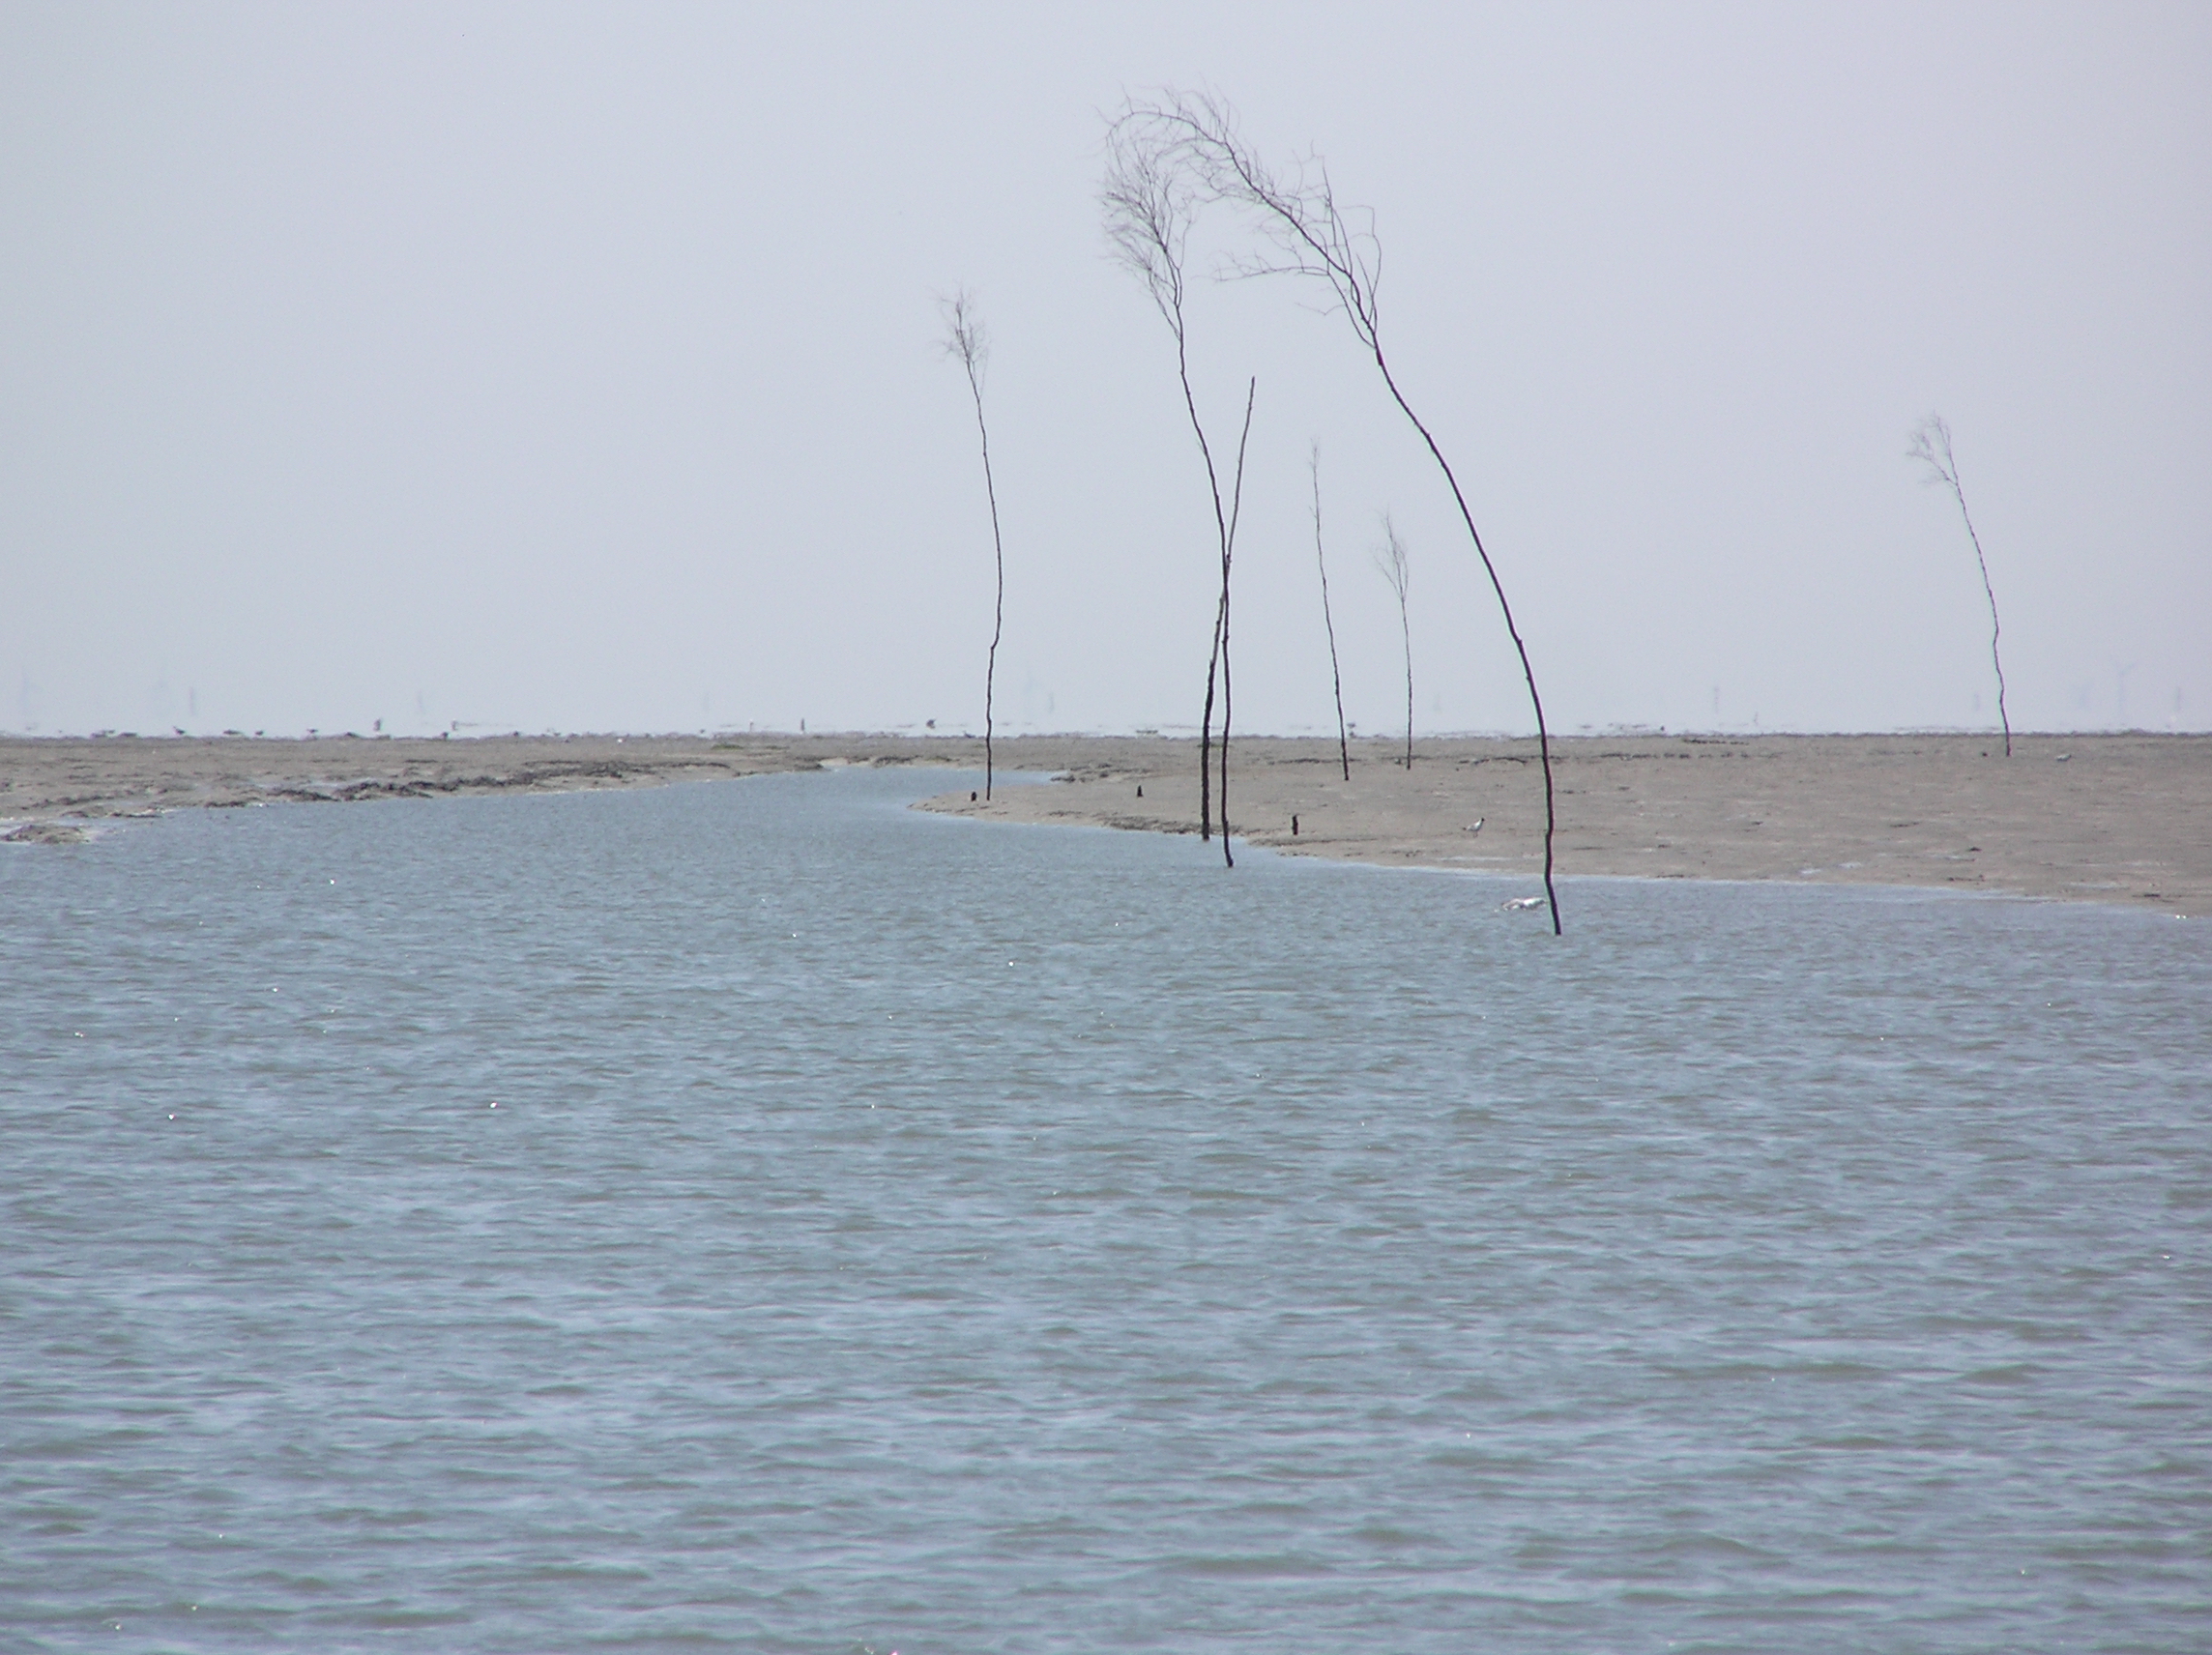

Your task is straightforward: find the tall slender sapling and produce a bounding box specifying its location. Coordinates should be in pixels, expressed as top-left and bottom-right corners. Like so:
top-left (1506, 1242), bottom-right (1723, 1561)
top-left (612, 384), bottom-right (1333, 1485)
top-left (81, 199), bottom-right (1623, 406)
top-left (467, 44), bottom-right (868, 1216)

top-left (1102, 115), bottom-right (1253, 864)
top-left (1907, 414), bottom-right (2012, 756)
top-left (941, 290), bottom-right (1006, 797)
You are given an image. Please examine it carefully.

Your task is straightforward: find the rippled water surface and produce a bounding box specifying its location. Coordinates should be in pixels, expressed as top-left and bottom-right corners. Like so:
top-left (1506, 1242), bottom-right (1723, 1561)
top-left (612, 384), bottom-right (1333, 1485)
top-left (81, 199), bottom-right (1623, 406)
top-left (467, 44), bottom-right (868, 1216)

top-left (4, 769), bottom-right (2208, 1652)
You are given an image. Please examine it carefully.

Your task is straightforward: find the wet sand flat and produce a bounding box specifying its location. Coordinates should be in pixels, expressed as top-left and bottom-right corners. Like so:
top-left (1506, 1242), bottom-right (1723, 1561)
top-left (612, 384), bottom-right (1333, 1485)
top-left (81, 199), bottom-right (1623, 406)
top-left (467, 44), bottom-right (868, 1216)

top-left (0, 732), bottom-right (840, 833)
top-left (4, 730), bottom-right (2204, 915)
top-left (0, 731), bottom-right (1078, 841)
top-left (920, 732), bottom-right (2210, 916)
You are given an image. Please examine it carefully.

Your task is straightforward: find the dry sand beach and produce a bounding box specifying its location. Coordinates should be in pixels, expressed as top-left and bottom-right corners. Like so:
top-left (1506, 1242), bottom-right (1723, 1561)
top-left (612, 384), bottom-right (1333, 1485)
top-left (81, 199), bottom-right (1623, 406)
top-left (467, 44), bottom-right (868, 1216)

top-left (3, 731), bottom-right (2204, 916)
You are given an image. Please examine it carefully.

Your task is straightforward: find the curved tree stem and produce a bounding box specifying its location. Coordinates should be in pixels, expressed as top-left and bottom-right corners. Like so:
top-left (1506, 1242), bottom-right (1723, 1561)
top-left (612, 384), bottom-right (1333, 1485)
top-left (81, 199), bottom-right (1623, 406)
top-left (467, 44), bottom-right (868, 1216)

top-left (1909, 415), bottom-right (2012, 758)
top-left (963, 362), bottom-right (1004, 798)
top-left (1217, 376), bottom-right (1256, 867)
top-left (942, 290), bottom-right (1005, 798)
top-left (1952, 485), bottom-right (2011, 758)
top-left (1173, 319), bottom-right (1231, 842)
top-left (1373, 349), bottom-right (1558, 933)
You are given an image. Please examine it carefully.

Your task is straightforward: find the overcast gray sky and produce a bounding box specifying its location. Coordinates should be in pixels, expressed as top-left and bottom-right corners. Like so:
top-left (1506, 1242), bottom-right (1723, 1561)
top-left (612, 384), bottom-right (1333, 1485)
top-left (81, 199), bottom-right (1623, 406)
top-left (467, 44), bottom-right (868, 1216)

top-left (5, 2), bottom-right (2206, 739)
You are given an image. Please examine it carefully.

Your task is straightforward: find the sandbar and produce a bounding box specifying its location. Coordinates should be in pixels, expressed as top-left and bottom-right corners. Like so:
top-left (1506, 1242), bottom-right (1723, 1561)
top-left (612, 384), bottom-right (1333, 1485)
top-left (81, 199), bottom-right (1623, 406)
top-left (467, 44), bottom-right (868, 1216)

top-left (3, 730), bottom-right (2203, 915)
top-left (918, 732), bottom-right (2208, 917)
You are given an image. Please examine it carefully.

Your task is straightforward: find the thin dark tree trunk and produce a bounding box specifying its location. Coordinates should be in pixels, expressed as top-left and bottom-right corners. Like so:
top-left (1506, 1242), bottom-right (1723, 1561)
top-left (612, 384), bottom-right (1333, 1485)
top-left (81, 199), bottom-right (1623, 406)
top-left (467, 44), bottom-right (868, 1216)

top-left (1200, 597), bottom-right (1221, 839)
top-left (1972, 519), bottom-right (2012, 756)
top-left (1310, 443), bottom-right (1351, 781)
top-left (965, 365), bottom-right (1004, 798)
top-left (1215, 377), bottom-right (1255, 867)
top-left (1965, 503), bottom-right (2012, 756)
top-left (1173, 323), bottom-right (1232, 842)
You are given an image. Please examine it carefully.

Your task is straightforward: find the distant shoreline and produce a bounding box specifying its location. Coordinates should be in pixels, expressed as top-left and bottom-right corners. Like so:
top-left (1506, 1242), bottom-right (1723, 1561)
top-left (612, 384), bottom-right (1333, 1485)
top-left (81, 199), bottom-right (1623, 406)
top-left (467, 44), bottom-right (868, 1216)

top-left (4, 731), bottom-right (2205, 915)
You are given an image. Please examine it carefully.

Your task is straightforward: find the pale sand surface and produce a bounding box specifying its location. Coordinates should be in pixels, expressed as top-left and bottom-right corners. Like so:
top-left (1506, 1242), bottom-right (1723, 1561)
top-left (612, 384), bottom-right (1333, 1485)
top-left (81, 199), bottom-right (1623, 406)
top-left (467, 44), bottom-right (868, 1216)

top-left (3, 731), bottom-right (2204, 915)
top-left (0, 733), bottom-right (923, 836)
top-left (918, 732), bottom-right (2209, 917)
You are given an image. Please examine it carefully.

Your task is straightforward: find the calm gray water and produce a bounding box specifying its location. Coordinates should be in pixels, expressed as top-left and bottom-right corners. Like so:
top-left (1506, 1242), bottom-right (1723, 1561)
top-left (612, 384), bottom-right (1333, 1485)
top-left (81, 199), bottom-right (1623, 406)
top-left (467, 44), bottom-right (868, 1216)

top-left (3, 768), bottom-right (2207, 1653)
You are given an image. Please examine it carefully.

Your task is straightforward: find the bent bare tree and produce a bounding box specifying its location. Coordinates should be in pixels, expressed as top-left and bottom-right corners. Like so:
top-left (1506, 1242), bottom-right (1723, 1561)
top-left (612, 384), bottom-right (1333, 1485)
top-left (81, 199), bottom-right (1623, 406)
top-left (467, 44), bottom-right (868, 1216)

top-left (1375, 512), bottom-right (1413, 769)
top-left (1908, 414), bottom-right (2011, 757)
top-left (941, 290), bottom-right (1006, 797)
top-left (1123, 91), bottom-right (1562, 931)
top-left (1102, 113), bottom-right (1252, 864)
top-left (1309, 442), bottom-right (1351, 780)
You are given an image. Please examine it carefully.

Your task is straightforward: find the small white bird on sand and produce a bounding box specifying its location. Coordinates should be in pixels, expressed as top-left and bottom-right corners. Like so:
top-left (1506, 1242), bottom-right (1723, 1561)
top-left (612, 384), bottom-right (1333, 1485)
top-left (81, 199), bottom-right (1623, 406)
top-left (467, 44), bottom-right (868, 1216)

top-left (1463, 818), bottom-right (1483, 833)
top-left (1501, 895), bottom-right (1545, 911)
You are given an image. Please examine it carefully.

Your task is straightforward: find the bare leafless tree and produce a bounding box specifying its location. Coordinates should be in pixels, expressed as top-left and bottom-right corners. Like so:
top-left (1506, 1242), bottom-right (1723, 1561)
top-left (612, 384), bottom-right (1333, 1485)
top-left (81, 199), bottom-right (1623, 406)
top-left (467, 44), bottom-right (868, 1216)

top-left (941, 289), bottom-right (1005, 797)
top-left (1908, 414), bottom-right (2012, 757)
top-left (1118, 90), bottom-right (1561, 932)
top-left (1102, 114), bottom-right (1253, 865)
top-left (1375, 512), bottom-right (1413, 769)
top-left (1309, 442), bottom-right (1351, 780)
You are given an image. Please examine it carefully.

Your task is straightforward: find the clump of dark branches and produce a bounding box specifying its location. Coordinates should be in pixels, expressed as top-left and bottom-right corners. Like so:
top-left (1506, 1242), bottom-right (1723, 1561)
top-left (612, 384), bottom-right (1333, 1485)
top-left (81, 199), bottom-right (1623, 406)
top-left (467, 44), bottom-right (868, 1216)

top-left (941, 290), bottom-right (1006, 798)
top-left (1102, 117), bottom-right (1254, 866)
top-left (1908, 414), bottom-right (2011, 757)
top-left (1112, 90), bottom-right (1562, 931)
